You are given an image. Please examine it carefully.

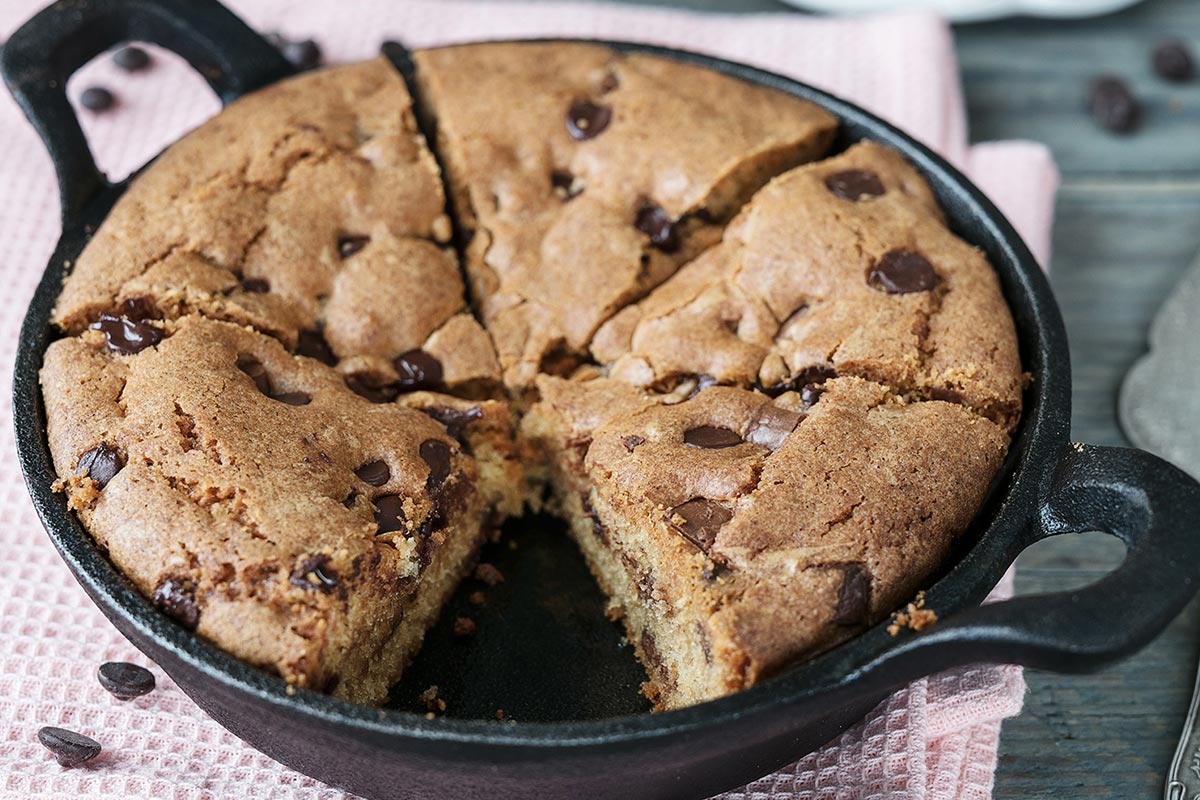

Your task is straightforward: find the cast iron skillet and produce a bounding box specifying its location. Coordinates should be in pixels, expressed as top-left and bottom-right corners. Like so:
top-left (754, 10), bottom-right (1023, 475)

top-left (6, 1), bottom-right (1200, 797)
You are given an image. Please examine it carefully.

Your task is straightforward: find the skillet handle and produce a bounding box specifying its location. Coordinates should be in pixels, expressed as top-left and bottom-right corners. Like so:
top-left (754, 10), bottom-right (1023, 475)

top-left (855, 443), bottom-right (1200, 683)
top-left (0, 0), bottom-right (293, 226)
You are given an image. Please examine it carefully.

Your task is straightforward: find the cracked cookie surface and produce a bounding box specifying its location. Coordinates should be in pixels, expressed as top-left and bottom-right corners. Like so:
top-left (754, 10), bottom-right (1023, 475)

top-left (41, 46), bottom-right (1022, 711)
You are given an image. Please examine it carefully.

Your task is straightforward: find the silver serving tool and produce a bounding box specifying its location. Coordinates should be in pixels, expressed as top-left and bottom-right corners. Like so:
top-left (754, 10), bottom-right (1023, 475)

top-left (1121, 251), bottom-right (1200, 800)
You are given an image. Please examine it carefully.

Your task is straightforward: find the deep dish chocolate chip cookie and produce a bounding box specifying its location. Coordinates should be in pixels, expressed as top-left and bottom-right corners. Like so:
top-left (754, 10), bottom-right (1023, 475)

top-left (41, 44), bottom-right (1022, 711)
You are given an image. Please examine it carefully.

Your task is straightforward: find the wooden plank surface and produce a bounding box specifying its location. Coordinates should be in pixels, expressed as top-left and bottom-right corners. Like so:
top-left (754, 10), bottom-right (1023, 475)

top-left (590, 0), bottom-right (1200, 796)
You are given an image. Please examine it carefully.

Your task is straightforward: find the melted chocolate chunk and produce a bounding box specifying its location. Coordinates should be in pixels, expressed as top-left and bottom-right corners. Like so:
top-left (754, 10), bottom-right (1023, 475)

top-left (93, 314), bottom-right (163, 355)
top-left (394, 350), bottom-right (443, 392)
top-left (420, 439), bottom-right (453, 491)
top-left (551, 170), bottom-right (583, 201)
top-left (97, 661), bottom-right (156, 700)
top-left (281, 38), bottom-right (322, 70)
top-left (119, 296), bottom-right (156, 320)
top-left (421, 405), bottom-right (483, 444)
top-left (76, 443), bottom-right (123, 489)
top-left (1153, 40), bottom-right (1195, 82)
top-left (271, 391), bottom-right (311, 406)
top-left (764, 364), bottom-right (837, 399)
top-left (373, 494), bottom-right (406, 534)
top-left (566, 100), bottom-right (612, 140)
top-left (683, 426), bottom-right (743, 449)
top-left (580, 492), bottom-right (608, 544)
top-left (665, 498), bottom-right (732, 553)
top-left (869, 250), bottom-right (939, 294)
top-left (745, 404), bottom-right (803, 451)
top-left (152, 577), bottom-right (200, 629)
top-left (833, 563), bottom-right (873, 627)
top-left (345, 373), bottom-right (399, 404)
top-left (289, 554), bottom-right (339, 593)
top-left (824, 169), bottom-right (885, 201)
top-left (634, 200), bottom-right (680, 252)
top-left (236, 355), bottom-right (272, 395)
top-left (37, 727), bottom-right (101, 767)
top-left (337, 235), bottom-right (369, 259)
top-left (296, 328), bottom-right (337, 366)
top-left (355, 460), bottom-right (391, 487)
top-left (621, 435), bottom-right (645, 453)
top-left (1088, 76), bottom-right (1140, 134)
top-left (242, 278), bottom-right (270, 293)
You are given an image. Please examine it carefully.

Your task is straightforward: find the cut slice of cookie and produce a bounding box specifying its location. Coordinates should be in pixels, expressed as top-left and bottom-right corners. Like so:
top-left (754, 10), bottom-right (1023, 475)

top-left (51, 58), bottom-right (500, 396)
top-left (413, 42), bottom-right (839, 389)
top-left (41, 315), bottom-right (523, 704)
top-left (525, 374), bottom-right (1008, 709)
top-left (592, 141), bottom-right (1024, 430)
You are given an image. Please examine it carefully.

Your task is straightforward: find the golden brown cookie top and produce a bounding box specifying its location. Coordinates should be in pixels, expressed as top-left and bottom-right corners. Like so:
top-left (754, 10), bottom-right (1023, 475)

top-left (414, 42), bottom-right (839, 388)
top-left (52, 58), bottom-right (497, 396)
top-left (593, 141), bottom-right (1023, 430)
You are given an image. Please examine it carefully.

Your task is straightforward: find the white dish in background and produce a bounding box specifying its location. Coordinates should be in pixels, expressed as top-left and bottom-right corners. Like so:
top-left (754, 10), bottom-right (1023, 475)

top-left (778, 0), bottom-right (1145, 23)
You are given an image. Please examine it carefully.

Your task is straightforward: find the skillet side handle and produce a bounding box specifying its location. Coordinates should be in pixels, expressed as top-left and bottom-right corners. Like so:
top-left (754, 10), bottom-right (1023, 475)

top-left (0, 0), bottom-right (293, 225)
top-left (853, 444), bottom-right (1200, 684)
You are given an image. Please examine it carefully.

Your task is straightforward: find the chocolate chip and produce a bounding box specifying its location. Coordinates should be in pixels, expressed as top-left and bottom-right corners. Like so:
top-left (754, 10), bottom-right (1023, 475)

top-left (1153, 40), bottom-right (1194, 82)
top-left (80, 86), bottom-right (114, 111)
top-left (289, 554), bottom-right (339, 593)
top-left (868, 250), bottom-right (939, 294)
top-left (76, 443), bottom-right (123, 489)
top-left (1088, 76), bottom-right (1140, 134)
top-left (825, 169), bottom-right (885, 201)
top-left (119, 296), bottom-right (156, 320)
top-left (420, 439), bottom-right (453, 491)
top-left (394, 350), bottom-right (443, 392)
top-left (745, 404), bottom-right (803, 451)
top-left (599, 72), bottom-right (620, 94)
top-left (342, 491), bottom-right (358, 509)
top-left (337, 235), bottom-right (369, 259)
top-left (621, 435), bottom-right (645, 453)
top-left (421, 405), bottom-right (483, 444)
top-left (113, 45), bottom-right (151, 72)
top-left (580, 493), bottom-right (608, 544)
top-left (242, 278), bottom-right (270, 293)
top-left (345, 373), bottom-right (399, 404)
top-left (97, 661), bottom-right (155, 700)
top-left (764, 364), bottom-right (836, 399)
top-left (551, 170), bottom-right (583, 201)
top-left (929, 386), bottom-right (964, 404)
top-left (683, 426), bottom-right (743, 449)
top-left (271, 391), bottom-right (311, 406)
top-left (665, 498), bottom-right (732, 553)
top-left (281, 38), bottom-right (321, 70)
top-left (634, 200), bottom-right (680, 252)
top-left (474, 562), bottom-right (504, 586)
top-left (296, 328), bottom-right (337, 366)
top-left (833, 563), bottom-right (872, 627)
top-left (236, 355), bottom-right (272, 395)
top-left (93, 313), bottom-right (163, 355)
top-left (566, 100), bottom-right (612, 140)
top-left (355, 460), bottom-right (391, 487)
top-left (37, 727), bottom-right (101, 767)
top-left (152, 577), bottom-right (200, 629)
top-left (373, 494), bottom-right (406, 534)
top-left (801, 384), bottom-right (824, 409)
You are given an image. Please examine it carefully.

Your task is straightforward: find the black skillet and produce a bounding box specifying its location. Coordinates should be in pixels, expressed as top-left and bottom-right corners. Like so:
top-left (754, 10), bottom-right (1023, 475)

top-left (5, 1), bottom-right (1200, 798)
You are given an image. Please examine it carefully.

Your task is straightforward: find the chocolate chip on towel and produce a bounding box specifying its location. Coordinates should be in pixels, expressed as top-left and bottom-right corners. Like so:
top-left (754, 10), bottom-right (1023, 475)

top-left (37, 727), bottom-right (101, 767)
top-left (97, 662), bottom-right (155, 700)
top-left (80, 86), bottom-right (115, 112)
top-left (113, 46), bottom-right (151, 72)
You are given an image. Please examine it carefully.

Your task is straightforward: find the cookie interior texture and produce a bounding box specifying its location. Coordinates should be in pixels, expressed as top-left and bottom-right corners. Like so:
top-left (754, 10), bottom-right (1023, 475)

top-left (39, 47), bottom-right (1021, 711)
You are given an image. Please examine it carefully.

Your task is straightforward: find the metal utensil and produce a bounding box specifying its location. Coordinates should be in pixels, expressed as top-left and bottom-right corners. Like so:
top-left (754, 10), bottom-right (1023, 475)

top-left (1122, 252), bottom-right (1200, 800)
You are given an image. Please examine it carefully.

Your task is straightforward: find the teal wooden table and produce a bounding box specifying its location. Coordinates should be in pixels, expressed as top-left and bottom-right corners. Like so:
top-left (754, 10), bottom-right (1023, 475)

top-left (594, 0), bottom-right (1200, 795)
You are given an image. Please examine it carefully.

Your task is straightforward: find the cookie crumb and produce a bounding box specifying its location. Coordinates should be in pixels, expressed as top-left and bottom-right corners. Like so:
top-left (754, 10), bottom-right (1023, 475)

top-left (495, 708), bottom-right (506, 721)
top-left (418, 684), bottom-right (447, 713)
top-left (887, 591), bottom-right (938, 636)
top-left (474, 563), bottom-right (504, 586)
top-left (468, 591), bottom-right (486, 606)
top-left (453, 617), bottom-right (476, 637)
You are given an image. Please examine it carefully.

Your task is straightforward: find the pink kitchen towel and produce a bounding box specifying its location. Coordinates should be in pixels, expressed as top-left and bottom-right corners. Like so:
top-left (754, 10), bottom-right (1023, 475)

top-left (0, 1), bottom-right (1058, 798)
